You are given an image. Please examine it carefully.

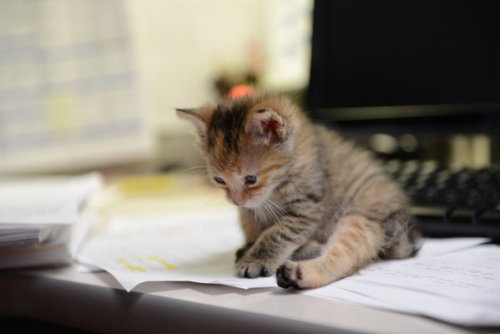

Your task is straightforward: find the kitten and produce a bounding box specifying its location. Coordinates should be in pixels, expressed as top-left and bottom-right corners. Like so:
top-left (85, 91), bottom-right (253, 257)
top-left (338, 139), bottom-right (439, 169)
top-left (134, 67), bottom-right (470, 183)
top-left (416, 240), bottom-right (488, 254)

top-left (177, 94), bottom-right (421, 289)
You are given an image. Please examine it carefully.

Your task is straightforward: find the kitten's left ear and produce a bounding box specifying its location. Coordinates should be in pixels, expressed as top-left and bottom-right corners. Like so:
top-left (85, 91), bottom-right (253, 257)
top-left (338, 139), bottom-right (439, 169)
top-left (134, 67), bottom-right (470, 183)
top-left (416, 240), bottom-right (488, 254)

top-left (245, 108), bottom-right (287, 145)
top-left (176, 106), bottom-right (214, 139)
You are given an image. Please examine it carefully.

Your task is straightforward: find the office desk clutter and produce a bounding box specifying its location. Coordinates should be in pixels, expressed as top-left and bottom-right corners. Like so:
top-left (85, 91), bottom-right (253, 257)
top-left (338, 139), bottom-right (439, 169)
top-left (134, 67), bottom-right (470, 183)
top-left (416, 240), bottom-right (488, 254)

top-left (71, 174), bottom-right (500, 327)
top-left (0, 173), bottom-right (102, 269)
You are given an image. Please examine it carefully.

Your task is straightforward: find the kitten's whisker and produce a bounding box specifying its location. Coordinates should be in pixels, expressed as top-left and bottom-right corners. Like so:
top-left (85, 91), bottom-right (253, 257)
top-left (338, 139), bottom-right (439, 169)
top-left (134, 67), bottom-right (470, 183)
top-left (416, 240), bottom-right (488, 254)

top-left (267, 199), bottom-right (287, 216)
top-left (268, 199), bottom-right (285, 213)
top-left (181, 165), bottom-right (208, 173)
top-left (260, 202), bottom-right (270, 220)
top-left (254, 205), bottom-right (268, 224)
top-left (256, 202), bottom-right (269, 223)
top-left (263, 200), bottom-right (282, 224)
top-left (264, 201), bottom-right (279, 223)
top-left (255, 206), bottom-right (262, 221)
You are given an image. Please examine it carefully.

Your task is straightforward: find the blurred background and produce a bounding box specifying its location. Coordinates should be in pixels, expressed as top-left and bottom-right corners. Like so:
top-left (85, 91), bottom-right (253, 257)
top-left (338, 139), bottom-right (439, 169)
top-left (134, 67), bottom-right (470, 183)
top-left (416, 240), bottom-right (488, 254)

top-left (0, 0), bottom-right (312, 175)
top-left (1, 0), bottom-right (499, 177)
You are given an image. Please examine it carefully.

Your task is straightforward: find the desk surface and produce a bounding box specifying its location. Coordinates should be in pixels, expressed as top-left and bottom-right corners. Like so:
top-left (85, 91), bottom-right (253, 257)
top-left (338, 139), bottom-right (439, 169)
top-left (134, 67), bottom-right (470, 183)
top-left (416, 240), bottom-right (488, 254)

top-left (0, 264), bottom-right (495, 334)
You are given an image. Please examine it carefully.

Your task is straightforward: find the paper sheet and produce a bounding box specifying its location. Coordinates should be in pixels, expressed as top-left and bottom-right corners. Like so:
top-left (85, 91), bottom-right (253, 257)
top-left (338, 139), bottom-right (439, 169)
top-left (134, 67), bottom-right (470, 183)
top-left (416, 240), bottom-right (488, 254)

top-left (77, 206), bottom-right (276, 291)
top-left (306, 244), bottom-right (500, 326)
top-left (75, 188), bottom-right (499, 326)
top-left (0, 173), bottom-right (102, 225)
top-left (351, 244), bottom-right (500, 307)
top-left (309, 280), bottom-right (500, 327)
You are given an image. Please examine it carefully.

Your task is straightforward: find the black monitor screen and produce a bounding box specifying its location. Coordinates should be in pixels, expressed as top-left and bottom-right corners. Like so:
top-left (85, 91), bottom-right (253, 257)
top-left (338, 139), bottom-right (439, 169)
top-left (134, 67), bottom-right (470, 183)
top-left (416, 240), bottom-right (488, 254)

top-left (307, 0), bottom-right (500, 111)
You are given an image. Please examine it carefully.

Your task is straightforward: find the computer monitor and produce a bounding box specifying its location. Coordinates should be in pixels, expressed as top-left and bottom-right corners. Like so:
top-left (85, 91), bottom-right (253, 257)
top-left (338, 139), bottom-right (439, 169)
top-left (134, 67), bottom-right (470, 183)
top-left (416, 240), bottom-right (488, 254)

top-left (307, 0), bottom-right (500, 136)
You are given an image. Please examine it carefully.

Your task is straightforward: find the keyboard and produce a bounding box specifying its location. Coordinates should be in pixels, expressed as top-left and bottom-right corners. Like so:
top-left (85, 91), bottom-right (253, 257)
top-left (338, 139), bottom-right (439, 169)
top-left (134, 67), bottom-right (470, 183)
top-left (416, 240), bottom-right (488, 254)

top-left (385, 160), bottom-right (500, 240)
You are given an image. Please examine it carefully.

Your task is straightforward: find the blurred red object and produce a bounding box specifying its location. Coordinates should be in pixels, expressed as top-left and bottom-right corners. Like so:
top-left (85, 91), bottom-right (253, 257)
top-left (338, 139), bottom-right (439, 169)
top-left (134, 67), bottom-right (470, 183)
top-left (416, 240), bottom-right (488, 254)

top-left (228, 84), bottom-right (255, 99)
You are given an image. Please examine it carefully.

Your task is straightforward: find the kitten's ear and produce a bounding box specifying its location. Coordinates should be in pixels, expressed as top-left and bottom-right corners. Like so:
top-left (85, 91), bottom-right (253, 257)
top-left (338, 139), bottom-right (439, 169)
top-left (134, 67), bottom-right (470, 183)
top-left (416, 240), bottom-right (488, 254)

top-left (245, 108), bottom-right (287, 145)
top-left (176, 106), bottom-right (214, 138)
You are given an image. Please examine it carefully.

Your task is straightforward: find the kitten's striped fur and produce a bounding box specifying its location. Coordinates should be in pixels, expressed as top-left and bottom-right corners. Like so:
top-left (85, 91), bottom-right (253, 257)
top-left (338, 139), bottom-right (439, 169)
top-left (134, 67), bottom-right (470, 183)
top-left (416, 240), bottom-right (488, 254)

top-left (178, 94), bottom-right (421, 289)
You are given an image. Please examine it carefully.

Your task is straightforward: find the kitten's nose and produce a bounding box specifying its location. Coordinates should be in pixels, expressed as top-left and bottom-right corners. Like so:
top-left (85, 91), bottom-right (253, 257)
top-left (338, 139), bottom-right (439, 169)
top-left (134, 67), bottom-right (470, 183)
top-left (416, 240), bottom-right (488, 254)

top-left (232, 197), bottom-right (246, 206)
top-left (229, 189), bottom-right (247, 206)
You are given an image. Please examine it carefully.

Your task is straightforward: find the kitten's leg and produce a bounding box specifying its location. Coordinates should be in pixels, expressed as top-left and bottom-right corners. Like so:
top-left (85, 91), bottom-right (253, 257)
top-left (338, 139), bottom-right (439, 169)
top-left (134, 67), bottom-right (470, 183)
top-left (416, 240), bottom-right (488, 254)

top-left (235, 223), bottom-right (312, 278)
top-left (235, 242), bottom-right (255, 262)
top-left (236, 197), bottom-right (323, 278)
top-left (276, 214), bottom-right (385, 289)
top-left (290, 240), bottom-right (324, 261)
top-left (236, 209), bottom-right (264, 262)
top-left (235, 214), bottom-right (321, 278)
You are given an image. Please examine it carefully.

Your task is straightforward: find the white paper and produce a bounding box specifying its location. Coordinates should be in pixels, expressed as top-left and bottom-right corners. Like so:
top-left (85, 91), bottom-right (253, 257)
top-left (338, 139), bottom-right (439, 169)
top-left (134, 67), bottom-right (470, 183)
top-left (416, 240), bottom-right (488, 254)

top-left (0, 173), bottom-right (102, 225)
top-left (76, 200), bottom-right (499, 326)
top-left (306, 243), bottom-right (500, 326)
top-left (0, 224), bottom-right (41, 242)
top-left (351, 244), bottom-right (500, 307)
top-left (0, 173), bottom-right (103, 268)
top-left (415, 237), bottom-right (491, 258)
top-left (309, 280), bottom-right (500, 326)
top-left (77, 206), bottom-right (276, 291)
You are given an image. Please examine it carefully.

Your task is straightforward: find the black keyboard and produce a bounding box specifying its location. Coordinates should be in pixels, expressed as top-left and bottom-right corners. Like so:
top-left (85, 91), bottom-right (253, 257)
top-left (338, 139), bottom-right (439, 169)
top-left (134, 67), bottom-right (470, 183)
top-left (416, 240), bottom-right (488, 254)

top-left (385, 160), bottom-right (500, 240)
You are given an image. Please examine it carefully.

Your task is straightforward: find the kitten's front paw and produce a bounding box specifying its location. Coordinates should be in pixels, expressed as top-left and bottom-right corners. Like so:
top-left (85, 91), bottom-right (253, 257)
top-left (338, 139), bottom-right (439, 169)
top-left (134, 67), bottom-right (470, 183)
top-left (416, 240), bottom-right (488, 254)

top-left (235, 257), bottom-right (275, 278)
top-left (235, 242), bottom-right (254, 263)
top-left (276, 261), bottom-right (304, 289)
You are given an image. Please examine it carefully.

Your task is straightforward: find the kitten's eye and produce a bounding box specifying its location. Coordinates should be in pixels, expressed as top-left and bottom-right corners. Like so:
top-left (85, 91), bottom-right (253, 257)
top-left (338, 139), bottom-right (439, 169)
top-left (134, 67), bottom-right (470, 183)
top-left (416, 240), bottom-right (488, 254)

top-left (213, 177), bottom-right (226, 185)
top-left (244, 175), bottom-right (257, 185)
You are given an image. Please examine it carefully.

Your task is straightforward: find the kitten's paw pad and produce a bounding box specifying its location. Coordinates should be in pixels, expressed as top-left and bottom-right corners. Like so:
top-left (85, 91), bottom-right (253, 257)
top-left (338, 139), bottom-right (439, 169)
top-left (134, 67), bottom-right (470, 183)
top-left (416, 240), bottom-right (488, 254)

top-left (236, 260), bottom-right (274, 278)
top-left (276, 261), bottom-right (303, 289)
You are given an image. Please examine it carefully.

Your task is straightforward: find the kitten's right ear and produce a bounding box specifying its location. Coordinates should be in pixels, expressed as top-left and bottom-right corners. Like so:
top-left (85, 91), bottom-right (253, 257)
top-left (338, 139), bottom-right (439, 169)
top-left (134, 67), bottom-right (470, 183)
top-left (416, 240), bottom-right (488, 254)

top-left (245, 108), bottom-right (287, 145)
top-left (176, 106), bottom-right (214, 138)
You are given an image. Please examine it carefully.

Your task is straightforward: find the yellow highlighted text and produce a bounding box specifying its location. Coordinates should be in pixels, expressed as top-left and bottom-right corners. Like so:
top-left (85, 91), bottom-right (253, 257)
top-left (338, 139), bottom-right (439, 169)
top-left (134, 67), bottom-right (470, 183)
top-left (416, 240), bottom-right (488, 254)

top-left (147, 256), bottom-right (177, 270)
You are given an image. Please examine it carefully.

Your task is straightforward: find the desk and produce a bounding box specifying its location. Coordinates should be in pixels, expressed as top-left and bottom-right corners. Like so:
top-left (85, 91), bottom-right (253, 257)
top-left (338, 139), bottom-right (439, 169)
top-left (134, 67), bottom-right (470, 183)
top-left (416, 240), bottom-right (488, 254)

top-left (0, 264), bottom-right (490, 334)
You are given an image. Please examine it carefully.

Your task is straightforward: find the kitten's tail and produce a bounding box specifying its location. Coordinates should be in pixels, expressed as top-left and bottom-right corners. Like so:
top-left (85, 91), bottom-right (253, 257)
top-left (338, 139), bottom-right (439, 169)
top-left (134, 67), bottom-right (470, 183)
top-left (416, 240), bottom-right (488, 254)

top-left (379, 209), bottom-right (422, 260)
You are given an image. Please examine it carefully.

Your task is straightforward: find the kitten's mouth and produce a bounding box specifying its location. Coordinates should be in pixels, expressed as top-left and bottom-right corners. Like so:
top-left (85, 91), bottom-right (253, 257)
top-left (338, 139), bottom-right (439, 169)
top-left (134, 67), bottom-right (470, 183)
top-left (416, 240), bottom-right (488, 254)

top-left (231, 199), bottom-right (254, 208)
top-left (240, 201), bottom-right (259, 209)
top-left (228, 196), bottom-right (261, 208)
top-left (228, 196), bottom-right (246, 207)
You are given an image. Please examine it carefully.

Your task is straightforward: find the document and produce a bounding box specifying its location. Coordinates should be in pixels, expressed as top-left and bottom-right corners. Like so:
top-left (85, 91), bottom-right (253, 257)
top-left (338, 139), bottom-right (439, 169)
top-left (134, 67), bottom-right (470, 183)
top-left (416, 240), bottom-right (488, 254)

top-left (75, 177), bottom-right (500, 326)
top-left (307, 243), bottom-right (500, 326)
top-left (77, 206), bottom-right (275, 290)
top-left (352, 244), bottom-right (500, 307)
top-left (79, 225), bottom-right (499, 325)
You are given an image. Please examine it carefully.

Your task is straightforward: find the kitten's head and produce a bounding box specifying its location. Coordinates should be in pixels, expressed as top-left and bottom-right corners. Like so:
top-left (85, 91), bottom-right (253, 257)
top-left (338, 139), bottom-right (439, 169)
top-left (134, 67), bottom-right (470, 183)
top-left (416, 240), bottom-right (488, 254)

top-left (177, 95), bottom-right (297, 208)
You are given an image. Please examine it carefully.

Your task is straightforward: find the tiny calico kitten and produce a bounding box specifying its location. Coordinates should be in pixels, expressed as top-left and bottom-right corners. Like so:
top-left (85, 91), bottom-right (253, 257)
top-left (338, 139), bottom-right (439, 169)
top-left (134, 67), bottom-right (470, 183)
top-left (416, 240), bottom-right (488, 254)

top-left (178, 94), bottom-right (420, 289)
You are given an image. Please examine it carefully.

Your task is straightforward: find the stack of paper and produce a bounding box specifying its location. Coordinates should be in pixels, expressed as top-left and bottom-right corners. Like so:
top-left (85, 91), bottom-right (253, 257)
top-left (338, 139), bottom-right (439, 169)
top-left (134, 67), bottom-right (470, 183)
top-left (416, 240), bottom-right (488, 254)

top-left (0, 173), bottom-right (102, 269)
